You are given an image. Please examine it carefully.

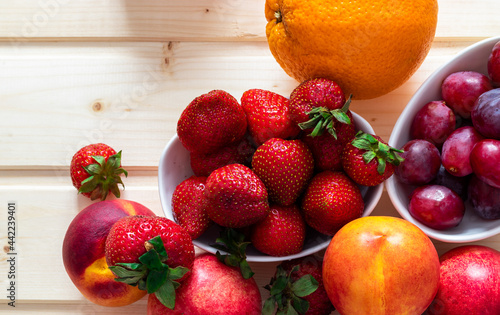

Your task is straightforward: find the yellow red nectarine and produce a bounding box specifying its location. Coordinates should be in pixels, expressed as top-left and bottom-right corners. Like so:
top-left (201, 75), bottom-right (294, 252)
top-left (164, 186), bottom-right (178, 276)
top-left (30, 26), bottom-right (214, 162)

top-left (62, 199), bottom-right (155, 307)
top-left (322, 216), bottom-right (440, 315)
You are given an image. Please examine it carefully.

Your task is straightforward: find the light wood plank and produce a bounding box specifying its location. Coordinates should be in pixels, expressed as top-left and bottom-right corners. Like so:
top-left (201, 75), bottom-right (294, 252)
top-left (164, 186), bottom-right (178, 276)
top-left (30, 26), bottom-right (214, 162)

top-left (0, 0), bottom-right (499, 42)
top-left (0, 40), bottom-right (478, 169)
top-left (0, 172), bottom-right (498, 306)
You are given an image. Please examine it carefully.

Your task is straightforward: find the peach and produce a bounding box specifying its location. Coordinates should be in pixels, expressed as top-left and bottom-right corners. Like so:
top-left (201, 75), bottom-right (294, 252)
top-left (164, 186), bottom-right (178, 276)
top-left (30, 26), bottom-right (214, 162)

top-left (322, 216), bottom-right (440, 315)
top-left (62, 199), bottom-right (155, 307)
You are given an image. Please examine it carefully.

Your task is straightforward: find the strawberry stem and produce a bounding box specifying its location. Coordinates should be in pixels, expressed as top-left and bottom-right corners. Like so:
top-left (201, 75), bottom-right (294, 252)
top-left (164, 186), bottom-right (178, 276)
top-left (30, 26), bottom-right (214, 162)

top-left (211, 228), bottom-right (254, 279)
top-left (78, 150), bottom-right (128, 201)
top-left (108, 236), bottom-right (189, 310)
top-left (262, 265), bottom-right (319, 315)
top-left (351, 131), bottom-right (404, 175)
top-left (298, 95), bottom-right (352, 138)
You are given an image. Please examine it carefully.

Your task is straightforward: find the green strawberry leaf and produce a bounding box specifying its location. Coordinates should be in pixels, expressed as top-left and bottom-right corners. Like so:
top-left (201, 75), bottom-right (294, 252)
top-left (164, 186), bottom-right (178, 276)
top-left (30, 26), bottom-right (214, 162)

top-left (362, 151), bottom-right (377, 164)
top-left (290, 296), bottom-right (309, 314)
top-left (291, 275), bottom-right (319, 297)
top-left (109, 264), bottom-right (147, 285)
top-left (109, 236), bottom-right (189, 310)
top-left (147, 268), bottom-right (168, 293)
top-left (169, 266), bottom-right (190, 281)
top-left (262, 297), bottom-right (277, 315)
top-left (211, 228), bottom-right (254, 279)
top-left (155, 280), bottom-right (177, 310)
top-left (139, 249), bottom-right (164, 271)
top-left (147, 236), bottom-right (168, 259)
top-left (299, 95), bottom-right (353, 138)
top-left (351, 131), bottom-right (405, 175)
top-left (270, 273), bottom-right (288, 295)
top-left (83, 163), bottom-right (102, 176)
top-left (263, 265), bottom-right (318, 315)
top-left (77, 150), bottom-right (128, 200)
top-left (78, 175), bottom-right (100, 193)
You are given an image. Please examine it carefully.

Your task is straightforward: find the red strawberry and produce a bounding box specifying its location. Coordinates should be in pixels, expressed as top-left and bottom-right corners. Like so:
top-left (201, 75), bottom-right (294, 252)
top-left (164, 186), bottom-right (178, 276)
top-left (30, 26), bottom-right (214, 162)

top-left (263, 254), bottom-right (335, 315)
top-left (70, 143), bottom-right (128, 200)
top-left (289, 78), bottom-right (347, 125)
top-left (177, 90), bottom-right (247, 155)
top-left (342, 131), bottom-right (404, 186)
top-left (301, 171), bottom-right (364, 235)
top-left (241, 88), bottom-right (301, 146)
top-left (204, 163), bottom-right (270, 228)
top-left (289, 78), bottom-right (352, 139)
top-left (301, 110), bottom-right (356, 171)
top-left (189, 137), bottom-right (255, 177)
top-left (250, 204), bottom-right (306, 257)
top-left (105, 215), bottom-right (195, 309)
top-left (171, 176), bottom-right (211, 239)
top-left (252, 138), bottom-right (314, 206)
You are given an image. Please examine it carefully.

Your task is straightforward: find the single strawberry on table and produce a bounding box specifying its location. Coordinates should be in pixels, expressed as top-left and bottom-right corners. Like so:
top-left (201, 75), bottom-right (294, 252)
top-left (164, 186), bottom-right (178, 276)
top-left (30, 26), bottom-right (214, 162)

top-left (252, 138), bottom-right (314, 206)
top-left (171, 175), bottom-right (211, 240)
top-left (177, 90), bottom-right (247, 155)
top-left (70, 143), bottom-right (128, 201)
top-left (104, 215), bottom-right (195, 309)
top-left (301, 170), bottom-right (364, 236)
top-left (250, 203), bottom-right (306, 257)
top-left (342, 131), bottom-right (404, 187)
top-left (241, 88), bottom-right (301, 146)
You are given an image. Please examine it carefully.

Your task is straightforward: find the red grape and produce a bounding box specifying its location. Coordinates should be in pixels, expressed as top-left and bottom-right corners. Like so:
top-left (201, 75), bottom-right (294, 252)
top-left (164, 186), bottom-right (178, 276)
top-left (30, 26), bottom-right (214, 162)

top-left (432, 164), bottom-right (470, 201)
top-left (468, 175), bottom-right (500, 220)
top-left (410, 100), bottom-right (456, 148)
top-left (409, 185), bottom-right (465, 230)
top-left (441, 126), bottom-right (484, 177)
top-left (469, 139), bottom-right (500, 188)
top-left (395, 139), bottom-right (441, 185)
top-left (471, 88), bottom-right (500, 139)
top-left (441, 71), bottom-right (493, 118)
top-left (488, 40), bottom-right (500, 87)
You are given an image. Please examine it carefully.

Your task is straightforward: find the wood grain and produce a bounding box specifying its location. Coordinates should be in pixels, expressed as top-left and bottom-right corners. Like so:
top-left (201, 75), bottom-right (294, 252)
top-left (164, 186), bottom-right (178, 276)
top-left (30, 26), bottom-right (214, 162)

top-left (0, 0), bottom-right (499, 314)
top-left (0, 0), bottom-right (499, 41)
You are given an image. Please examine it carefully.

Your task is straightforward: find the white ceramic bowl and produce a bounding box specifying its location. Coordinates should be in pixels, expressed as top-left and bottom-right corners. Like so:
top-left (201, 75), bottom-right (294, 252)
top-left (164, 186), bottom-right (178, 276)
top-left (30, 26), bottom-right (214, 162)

top-left (386, 36), bottom-right (500, 243)
top-left (159, 112), bottom-right (383, 262)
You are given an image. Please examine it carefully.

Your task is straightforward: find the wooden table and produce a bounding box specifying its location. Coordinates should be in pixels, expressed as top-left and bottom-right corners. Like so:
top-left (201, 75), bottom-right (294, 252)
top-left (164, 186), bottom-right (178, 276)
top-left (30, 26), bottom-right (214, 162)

top-left (0, 1), bottom-right (499, 314)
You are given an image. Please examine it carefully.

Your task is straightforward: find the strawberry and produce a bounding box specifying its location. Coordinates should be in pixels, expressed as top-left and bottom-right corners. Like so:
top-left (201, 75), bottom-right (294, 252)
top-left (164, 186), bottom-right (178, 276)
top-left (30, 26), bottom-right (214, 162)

top-left (252, 138), bottom-right (314, 206)
top-left (70, 143), bottom-right (128, 200)
top-left (171, 176), bottom-right (211, 239)
top-left (177, 90), bottom-right (247, 155)
top-left (301, 171), bottom-right (364, 236)
top-left (250, 204), bottom-right (306, 257)
top-left (263, 254), bottom-right (335, 315)
top-left (289, 78), bottom-right (352, 138)
top-left (204, 163), bottom-right (270, 228)
top-left (189, 137), bottom-right (255, 177)
top-left (301, 110), bottom-right (356, 171)
top-left (105, 215), bottom-right (195, 310)
top-left (241, 88), bottom-right (300, 146)
top-left (342, 131), bottom-right (404, 186)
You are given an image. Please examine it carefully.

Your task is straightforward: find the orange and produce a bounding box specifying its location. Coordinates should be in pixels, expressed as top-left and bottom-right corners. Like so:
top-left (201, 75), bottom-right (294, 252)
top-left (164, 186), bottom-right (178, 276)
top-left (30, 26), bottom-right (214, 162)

top-left (265, 0), bottom-right (439, 99)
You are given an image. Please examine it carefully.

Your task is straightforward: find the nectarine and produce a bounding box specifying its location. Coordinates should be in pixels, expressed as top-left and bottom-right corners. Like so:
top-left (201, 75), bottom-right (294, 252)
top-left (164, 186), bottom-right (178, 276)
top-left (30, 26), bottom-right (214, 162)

top-left (62, 199), bottom-right (155, 307)
top-left (322, 216), bottom-right (440, 315)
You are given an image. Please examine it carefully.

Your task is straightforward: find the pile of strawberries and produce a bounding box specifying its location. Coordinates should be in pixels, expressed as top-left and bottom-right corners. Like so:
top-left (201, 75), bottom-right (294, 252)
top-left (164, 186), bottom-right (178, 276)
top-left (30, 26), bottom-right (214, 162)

top-left (173, 78), bottom-right (403, 257)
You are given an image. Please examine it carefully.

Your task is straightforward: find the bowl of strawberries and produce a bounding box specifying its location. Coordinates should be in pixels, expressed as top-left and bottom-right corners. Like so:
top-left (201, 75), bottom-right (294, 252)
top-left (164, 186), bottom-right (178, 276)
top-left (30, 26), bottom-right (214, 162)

top-left (386, 36), bottom-right (500, 243)
top-left (159, 79), bottom-right (389, 262)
